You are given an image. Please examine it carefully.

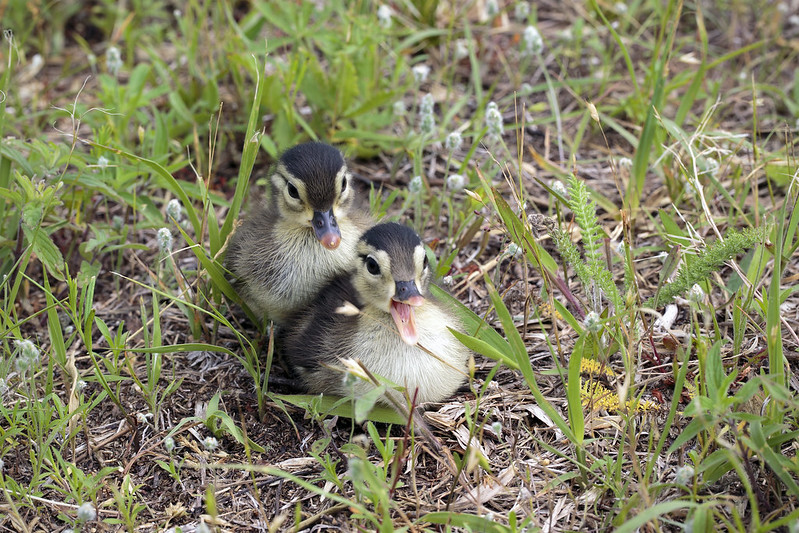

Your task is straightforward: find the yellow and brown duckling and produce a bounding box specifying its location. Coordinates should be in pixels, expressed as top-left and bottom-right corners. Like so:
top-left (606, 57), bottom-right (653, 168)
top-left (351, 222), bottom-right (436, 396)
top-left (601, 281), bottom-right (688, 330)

top-left (227, 142), bottom-right (371, 325)
top-left (280, 222), bottom-right (469, 404)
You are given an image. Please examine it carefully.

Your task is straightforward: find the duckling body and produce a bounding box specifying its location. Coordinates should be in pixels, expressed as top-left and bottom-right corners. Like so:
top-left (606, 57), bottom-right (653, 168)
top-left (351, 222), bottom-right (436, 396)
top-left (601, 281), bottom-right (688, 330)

top-left (227, 142), bottom-right (371, 325)
top-left (281, 222), bottom-right (468, 404)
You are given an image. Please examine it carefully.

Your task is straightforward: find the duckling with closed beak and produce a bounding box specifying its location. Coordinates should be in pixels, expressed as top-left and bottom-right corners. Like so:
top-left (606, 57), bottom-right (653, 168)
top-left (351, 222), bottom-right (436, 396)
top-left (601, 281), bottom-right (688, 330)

top-left (280, 222), bottom-right (469, 404)
top-left (227, 142), bottom-right (371, 325)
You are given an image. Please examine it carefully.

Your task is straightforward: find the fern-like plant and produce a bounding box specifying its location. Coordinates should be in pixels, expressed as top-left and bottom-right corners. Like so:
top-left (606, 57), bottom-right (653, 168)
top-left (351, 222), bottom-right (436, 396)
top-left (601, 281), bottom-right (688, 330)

top-left (647, 226), bottom-right (764, 308)
top-left (551, 175), bottom-right (623, 314)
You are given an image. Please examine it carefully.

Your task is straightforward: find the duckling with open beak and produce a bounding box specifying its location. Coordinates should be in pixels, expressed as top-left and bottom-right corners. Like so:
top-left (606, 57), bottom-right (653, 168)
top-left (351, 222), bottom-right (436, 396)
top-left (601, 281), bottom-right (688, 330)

top-left (280, 222), bottom-right (469, 404)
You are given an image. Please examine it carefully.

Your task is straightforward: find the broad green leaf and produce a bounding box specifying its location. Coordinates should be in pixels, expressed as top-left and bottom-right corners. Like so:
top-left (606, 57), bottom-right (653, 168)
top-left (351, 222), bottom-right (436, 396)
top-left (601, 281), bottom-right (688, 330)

top-left (272, 393), bottom-right (406, 425)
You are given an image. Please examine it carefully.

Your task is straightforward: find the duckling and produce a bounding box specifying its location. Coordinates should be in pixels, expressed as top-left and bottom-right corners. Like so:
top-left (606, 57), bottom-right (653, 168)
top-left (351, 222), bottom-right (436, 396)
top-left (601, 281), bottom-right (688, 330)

top-left (227, 142), bottom-right (371, 325)
top-left (280, 222), bottom-right (469, 405)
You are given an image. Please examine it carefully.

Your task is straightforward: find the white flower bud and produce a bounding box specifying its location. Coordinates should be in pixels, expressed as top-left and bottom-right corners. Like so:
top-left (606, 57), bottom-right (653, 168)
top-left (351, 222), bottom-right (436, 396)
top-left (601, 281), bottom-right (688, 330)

top-left (377, 5), bottom-right (393, 28)
top-left (521, 25), bottom-right (544, 56)
top-left (408, 175), bottom-right (423, 194)
top-left (419, 93), bottom-right (435, 115)
top-left (550, 179), bottom-right (568, 197)
top-left (203, 436), bottom-right (218, 451)
top-left (418, 94), bottom-right (436, 135)
top-left (584, 311), bottom-right (602, 334)
top-left (505, 243), bottom-right (523, 258)
top-left (454, 39), bottom-right (469, 60)
top-left (491, 421), bottom-right (502, 438)
top-left (106, 46), bottom-right (122, 77)
top-left (674, 465), bottom-right (694, 486)
top-left (157, 227), bottom-right (173, 254)
top-left (514, 2), bottom-right (530, 21)
top-left (166, 199), bottom-right (183, 222)
top-left (445, 131), bottom-right (463, 152)
top-left (485, 101), bottom-right (504, 139)
top-left (688, 284), bottom-right (705, 304)
top-left (77, 502), bottom-right (96, 522)
top-left (446, 173), bottom-right (466, 191)
top-left (412, 64), bottom-right (430, 83)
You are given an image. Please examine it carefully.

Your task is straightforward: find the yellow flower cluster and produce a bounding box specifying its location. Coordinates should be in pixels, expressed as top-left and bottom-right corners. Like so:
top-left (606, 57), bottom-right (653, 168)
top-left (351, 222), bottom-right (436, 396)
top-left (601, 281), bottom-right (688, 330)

top-left (578, 359), bottom-right (660, 414)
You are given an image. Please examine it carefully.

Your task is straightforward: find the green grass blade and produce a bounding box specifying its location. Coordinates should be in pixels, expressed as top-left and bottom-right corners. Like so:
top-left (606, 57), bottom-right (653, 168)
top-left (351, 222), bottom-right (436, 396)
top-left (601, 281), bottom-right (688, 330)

top-left (221, 51), bottom-right (268, 242)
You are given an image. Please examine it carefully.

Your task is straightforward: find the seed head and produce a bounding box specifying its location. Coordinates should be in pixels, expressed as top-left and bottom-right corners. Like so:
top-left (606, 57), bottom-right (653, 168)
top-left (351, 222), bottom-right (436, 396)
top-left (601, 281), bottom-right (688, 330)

top-left (166, 199), bottom-right (183, 222)
top-left (485, 101), bottom-right (504, 139)
top-left (377, 5), bottom-right (393, 29)
top-left (77, 502), bottom-right (96, 522)
top-left (514, 2), bottom-right (530, 21)
top-left (688, 284), bottom-right (705, 304)
top-left (445, 131), bottom-right (463, 152)
top-left (454, 39), bottom-right (469, 60)
top-left (550, 179), bottom-right (568, 197)
top-left (419, 93), bottom-right (434, 115)
top-left (419, 113), bottom-right (435, 135)
top-left (491, 421), bottom-right (503, 438)
top-left (418, 93), bottom-right (436, 135)
top-left (521, 25), bottom-right (544, 56)
top-left (446, 173), bottom-right (466, 191)
top-left (106, 46), bottom-right (123, 77)
top-left (505, 243), bottom-right (523, 258)
top-left (203, 436), bottom-right (219, 451)
top-left (157, 227), bottom-right (173, 255)
top-left (412, 64), bottom-right (430, 84)
top-left (674, 464), bottom-right (694, 486)
top-left (584, 311), bottom-right (602, 334)
top-left (408, 175), bottom-right (423, 194)
top-left (14, 339), bottom-right (40, 375)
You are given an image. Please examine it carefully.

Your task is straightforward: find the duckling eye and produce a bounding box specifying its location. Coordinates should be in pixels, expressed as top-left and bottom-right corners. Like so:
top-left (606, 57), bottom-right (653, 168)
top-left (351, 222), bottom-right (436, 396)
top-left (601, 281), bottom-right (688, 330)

top-left (341, 175), bottom-right (348, 192)
top-left (286, 182), bottom-right (300, 200)
top-left (423, 256), bottom-right (429, 270)
top-left (365, 256), bottom-right (380, 276)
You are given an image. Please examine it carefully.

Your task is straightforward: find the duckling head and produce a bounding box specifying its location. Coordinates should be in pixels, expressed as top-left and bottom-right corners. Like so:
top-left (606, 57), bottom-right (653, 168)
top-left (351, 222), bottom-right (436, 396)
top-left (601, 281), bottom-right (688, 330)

top-left (271, 142), bottom-right (353, 250)
top-left (353, 223), bottom-right (431, 345)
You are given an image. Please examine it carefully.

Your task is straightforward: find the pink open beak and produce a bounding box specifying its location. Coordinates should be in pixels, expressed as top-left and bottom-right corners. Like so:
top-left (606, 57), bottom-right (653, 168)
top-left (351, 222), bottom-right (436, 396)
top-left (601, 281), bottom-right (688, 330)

top-left (389, 289), bottom-right (425, 345)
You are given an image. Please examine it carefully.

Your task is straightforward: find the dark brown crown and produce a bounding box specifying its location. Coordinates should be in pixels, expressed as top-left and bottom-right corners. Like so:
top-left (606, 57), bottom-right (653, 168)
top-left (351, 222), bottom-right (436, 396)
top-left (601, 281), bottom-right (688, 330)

top-left (280, 142), bottom-right (345, 209)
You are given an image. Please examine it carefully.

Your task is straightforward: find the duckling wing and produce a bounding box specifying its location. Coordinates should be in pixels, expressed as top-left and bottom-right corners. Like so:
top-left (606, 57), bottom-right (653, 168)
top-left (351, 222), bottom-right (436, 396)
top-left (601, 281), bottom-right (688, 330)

top-left (225, 207), bottom-right (282, 305)
top-left (279, 276), bottom-right (364, 393)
